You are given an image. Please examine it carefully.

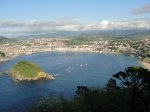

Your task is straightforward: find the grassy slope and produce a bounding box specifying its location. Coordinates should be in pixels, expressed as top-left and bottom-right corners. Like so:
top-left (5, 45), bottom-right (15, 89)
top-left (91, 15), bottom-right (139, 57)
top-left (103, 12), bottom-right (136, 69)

top-left (11, 61), bottom-right (44, 78)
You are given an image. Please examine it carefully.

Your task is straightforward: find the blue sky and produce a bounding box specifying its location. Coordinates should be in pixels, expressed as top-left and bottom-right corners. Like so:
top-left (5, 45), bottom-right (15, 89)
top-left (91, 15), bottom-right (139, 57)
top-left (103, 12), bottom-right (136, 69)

top-left (0, 0), bottom-right (150, 37)
top-left (0, 0), bottom-right (150, 22)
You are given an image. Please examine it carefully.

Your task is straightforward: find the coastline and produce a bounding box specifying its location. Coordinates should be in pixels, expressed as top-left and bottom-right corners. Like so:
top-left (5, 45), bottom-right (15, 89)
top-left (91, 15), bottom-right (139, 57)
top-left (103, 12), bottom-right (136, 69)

top-left (1, 50), bottom-right (150, 71)
top-left (0, 50), bottom-right (120, 63)
top-left (140, 61), bottom-right (150, 70)
top-left (0, 57), bottom-right (16, 64)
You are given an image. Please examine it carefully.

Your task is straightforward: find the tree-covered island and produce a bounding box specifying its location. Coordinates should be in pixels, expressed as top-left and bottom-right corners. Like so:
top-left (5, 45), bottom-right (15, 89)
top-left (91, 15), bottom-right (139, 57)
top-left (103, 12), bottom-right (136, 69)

top-left (8, 61), bottom-right (54, 82)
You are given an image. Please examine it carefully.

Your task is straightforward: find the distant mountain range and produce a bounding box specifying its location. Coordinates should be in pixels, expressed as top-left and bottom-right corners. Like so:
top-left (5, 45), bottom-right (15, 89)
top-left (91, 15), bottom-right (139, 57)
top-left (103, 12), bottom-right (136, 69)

top-left (0, 35), bottom-right (16, 42)
top-left (2, 29), bottom-right (150, 40)
top-left (0, 36), bottom-right (10, 41)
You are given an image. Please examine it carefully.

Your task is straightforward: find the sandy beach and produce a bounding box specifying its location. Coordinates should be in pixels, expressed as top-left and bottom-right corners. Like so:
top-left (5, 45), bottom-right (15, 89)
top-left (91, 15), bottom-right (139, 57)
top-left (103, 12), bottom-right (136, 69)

top-left (140, 61), bottom-right (150, 70)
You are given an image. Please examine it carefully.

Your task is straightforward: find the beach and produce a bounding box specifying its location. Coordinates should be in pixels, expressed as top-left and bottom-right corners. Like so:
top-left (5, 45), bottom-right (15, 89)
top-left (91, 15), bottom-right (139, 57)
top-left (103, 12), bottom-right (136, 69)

top-left (141, 61), bottom-right (150, 70)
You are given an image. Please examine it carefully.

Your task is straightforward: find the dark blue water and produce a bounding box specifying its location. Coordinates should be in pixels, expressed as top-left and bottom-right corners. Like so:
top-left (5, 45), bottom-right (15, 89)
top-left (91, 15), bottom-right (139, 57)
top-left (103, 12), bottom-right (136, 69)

top-left (0, 52), bottom-right (142, 112)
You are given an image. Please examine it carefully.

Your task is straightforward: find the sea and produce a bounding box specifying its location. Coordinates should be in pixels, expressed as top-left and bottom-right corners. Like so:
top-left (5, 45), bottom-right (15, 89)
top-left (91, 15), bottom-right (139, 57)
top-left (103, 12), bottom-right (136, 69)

top-left (0, 52), bottom-right (142, 112)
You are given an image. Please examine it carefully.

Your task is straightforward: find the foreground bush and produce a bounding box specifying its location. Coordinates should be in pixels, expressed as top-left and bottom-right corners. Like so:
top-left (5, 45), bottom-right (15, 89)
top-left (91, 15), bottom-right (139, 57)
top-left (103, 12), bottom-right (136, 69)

top-left (28, 66), bottom-right (150, 112)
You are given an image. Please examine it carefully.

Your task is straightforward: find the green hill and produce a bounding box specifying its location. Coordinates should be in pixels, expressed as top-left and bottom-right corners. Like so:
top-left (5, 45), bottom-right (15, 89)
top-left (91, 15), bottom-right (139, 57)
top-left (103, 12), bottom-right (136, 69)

top-left (0, 35), bottom-right (10, 42)
top-left (8, 61), bottom-right (54, 82)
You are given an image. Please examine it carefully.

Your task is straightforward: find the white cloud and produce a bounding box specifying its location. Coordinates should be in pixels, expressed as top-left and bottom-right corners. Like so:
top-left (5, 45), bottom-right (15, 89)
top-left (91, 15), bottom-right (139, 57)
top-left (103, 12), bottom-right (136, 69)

top-left (99, 20), bottom-right (111, 29)
top-left (0, 19), bottom-right (150, 37)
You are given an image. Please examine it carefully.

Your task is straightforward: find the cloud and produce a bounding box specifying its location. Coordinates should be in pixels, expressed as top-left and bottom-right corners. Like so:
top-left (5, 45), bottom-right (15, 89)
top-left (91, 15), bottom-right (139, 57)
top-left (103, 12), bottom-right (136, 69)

top-left (0, 20), bottom-right (24, 27)
top-left (132, 5), bottom-right (150, 15)
top-left (0, 20), bottom-right (78, 33)
top-left (0, 19), bottom-right (150, 37)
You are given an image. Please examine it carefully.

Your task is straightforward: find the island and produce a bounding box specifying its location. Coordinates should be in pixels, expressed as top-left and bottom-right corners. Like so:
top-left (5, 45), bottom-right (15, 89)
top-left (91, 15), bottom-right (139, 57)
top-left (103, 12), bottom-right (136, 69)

top-left (8, 61), bottom-right (54, 82)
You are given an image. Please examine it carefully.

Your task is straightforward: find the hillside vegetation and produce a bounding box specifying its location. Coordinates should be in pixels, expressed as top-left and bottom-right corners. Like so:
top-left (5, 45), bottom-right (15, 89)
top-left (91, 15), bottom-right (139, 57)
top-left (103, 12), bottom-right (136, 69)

top-left (9, 61), bottom-right (54, 82)
top-left (28, 67), bottom-right (150, 112)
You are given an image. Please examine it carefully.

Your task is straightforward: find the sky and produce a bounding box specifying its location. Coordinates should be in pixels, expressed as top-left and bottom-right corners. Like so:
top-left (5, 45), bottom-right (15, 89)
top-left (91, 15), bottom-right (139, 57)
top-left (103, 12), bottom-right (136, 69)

top-left (0, 0), bottom-right (150, 37)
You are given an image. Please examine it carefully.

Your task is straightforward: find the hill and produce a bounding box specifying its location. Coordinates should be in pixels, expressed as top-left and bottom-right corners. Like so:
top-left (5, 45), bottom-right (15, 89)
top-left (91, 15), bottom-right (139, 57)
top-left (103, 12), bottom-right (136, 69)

top-left (8, 61), bottom-right (54, 82)
top-left (0, 35), bottom-right (10, 41)
top-left (0, 35), bottom-right (16, 43)
top-left (14, 29), bottom-right (150, 40)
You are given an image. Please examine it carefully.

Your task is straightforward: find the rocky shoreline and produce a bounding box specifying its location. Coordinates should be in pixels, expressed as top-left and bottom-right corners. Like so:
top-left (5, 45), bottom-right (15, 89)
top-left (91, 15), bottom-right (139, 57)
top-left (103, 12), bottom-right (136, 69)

top-left (8, 71), bottom-right (55, 83)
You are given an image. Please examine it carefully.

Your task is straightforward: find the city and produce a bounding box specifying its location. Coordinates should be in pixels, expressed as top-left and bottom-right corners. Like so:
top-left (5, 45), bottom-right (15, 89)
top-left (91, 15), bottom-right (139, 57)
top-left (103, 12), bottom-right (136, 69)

top-left (0, 37), bottom-right (150, 65)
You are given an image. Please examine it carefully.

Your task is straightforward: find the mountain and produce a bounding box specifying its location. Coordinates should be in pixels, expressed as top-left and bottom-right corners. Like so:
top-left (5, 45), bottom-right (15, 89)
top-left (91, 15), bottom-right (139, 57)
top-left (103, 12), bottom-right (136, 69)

top-left (0, 35), bottom-right (9, 40)
top-left (12, 29), bottom-right (150, 40)
top-left (0, 35), bottom-right (16, 42)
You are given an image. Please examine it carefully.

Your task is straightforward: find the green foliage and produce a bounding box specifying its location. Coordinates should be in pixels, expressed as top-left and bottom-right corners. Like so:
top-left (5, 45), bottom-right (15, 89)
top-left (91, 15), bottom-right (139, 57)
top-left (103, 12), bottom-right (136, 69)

top-left (0, 51), bottom-right (5, 58)
top-left (28, 87), bottom-right (129, 112)
top-left (64, 38), bottom-right (94, 46)
top-left (113, 66), bottom-right (150, 91)
top-left (113, 66), bottom-right (150, 112)
top-left (28, 96), bottom-right (63, 112)
top-left (144, 57), bottom-right (150, 62)
top-left (74, 86), bottom-right (129, 112)
top-left (28, 66), bottom-right (150, 112)
top-left (11, 61), bottom-right (43, 78)
top-left (106, 78), bottom-right (120, 90)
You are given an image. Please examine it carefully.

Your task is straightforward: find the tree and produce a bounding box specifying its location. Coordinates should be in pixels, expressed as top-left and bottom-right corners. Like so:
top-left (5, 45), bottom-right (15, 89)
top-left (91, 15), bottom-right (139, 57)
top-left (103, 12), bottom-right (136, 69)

top-left (0, 51), bottom-right (5, 58)
top-left (106, 78), bottom-right (120, 90)
top-left (75, 86), bottom-right (89, 96)
top-left (112, 66), bottom-right (150, 112)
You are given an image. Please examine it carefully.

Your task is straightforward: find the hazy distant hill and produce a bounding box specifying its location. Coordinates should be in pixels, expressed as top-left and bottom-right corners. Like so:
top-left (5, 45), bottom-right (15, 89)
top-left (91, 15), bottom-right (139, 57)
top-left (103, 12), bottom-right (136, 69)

top-left (14, 29), bottom-right (150, 40)
top-left (0, 35), bottom-right (8, 40)
top-left (0, 35), bottom-right (15, 42)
